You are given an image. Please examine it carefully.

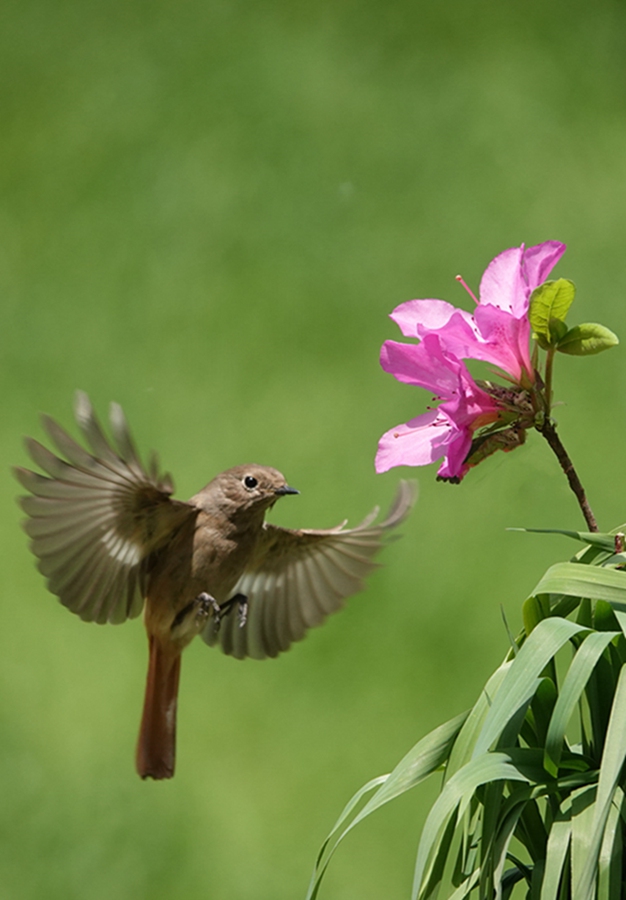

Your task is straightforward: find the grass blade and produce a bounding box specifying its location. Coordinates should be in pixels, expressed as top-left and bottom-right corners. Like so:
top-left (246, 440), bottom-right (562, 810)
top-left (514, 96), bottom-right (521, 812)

top-left (412, 750), bottom-right (544, 900)
top-left (306, 711), bottom-right (467, 900)
top-left (540, 800), bottom-right (572, 900)
top-left (544, 631), bottom-right (617, 775)
top-left (597, 786), bottom-right (623, 900)
top-left (305, 776), bottom-right (387, 900)
top-left (531, 564), bottom-right (626, 611)
top-left (509, 529), bottom-right (616, 552)
top-left (577, 665), bottom-right (626, 899)
top-left (570, 785), bottom-right (597, 900)
top-left (472, 618), bottom-right (585, 758)
top-left (446, 662), bottom-right (510, 780)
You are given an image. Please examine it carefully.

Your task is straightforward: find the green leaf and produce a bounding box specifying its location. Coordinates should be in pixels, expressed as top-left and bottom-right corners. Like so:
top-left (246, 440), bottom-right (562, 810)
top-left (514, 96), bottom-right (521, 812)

top-left (597, 786), bottom-right (623, 900)
top-left (349, 710), bottom-right (468, 819)
top-left (305, 776), bottom-right (387, 900)
top-left (446, 870), bottom-right (480, 900)
top-left (529, 279), bottom-right (576, 340)
top-left (540, 800), bottom-right (572, 900)
top-left (416, 814), bottom-right (458, 900)
top-left (612, 610), bottom-right (626, 640)
top-left (570, 785), bottom-right (598, 900)
top-left (508, 527), bottom-right (617, 553)
top-left (549, 318), bottom-right (569, 343)
top-left (472, 618), bottom-right (586, 758)
top-left (577, 665), bottom-right (626, 899)
top-left (491, 788), bottom-right (529, 894)
top-left (305, 711), bottom-right (468, 900)
top-left (556, 323), bottom-right (619, 356)
top-left (530, 563), bottom-right (626, 612)
top-left (523, 594), bottom-right (551, 636)
top-left (544, 631), bottom-right (617, 776)
top-left (412, 749), bottom-right (545, 900)
top-left (594, 600), bottom-right (620, 632)
top-left (446, 662), bottom-right (510, 780)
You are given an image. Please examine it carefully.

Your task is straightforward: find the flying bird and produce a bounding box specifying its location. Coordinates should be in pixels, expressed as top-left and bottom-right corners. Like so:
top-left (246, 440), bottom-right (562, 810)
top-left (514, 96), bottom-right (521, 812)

top-left (14, 392), bottom-right (415, 779)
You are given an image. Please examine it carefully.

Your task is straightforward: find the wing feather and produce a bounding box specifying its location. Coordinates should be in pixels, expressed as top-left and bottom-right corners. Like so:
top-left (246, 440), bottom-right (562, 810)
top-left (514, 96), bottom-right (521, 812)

top-left (15, 391), bottom-right (197, 624)
top-left (291, 559), bottom-right (325, 629)
top-left (203, 480), bottom-right (416, 659)
top-left (259, 571), bottom-right (282, 658)
top-left (274, 570), bottom-right (293, 654)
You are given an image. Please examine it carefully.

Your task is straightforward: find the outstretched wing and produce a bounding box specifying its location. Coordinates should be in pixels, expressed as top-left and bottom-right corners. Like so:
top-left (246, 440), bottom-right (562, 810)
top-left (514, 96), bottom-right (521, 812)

top-left (202, 480), bottom-right (416, 659)
top-left (14, 391), bottom-right (197, 625)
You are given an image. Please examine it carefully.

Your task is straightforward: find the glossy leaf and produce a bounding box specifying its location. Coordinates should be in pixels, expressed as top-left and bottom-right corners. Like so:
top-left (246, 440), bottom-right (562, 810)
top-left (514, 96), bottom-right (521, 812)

top-left (556, 323), bottom-right (619, 356)
top-left (472, 618), bottom-right (585, 757)
top-left (531, 563), bottom-right (626, 611)
top-left (570, 785), bottom-right (598, 900)
top-left (544, 631), bottom-right (617, 776)
top-left (529, 279), bottom-right (576, 340)
top-left (540, 800), bottom-right (572, 900)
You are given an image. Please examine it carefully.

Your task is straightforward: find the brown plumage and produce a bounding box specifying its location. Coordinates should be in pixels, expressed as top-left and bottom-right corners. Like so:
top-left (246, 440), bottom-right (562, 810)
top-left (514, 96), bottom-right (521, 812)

top-left (14, 392), bottom-right (416, 779)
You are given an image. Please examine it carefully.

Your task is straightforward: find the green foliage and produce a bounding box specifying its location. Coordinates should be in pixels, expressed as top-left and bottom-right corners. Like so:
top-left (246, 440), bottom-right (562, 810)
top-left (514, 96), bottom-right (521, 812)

top-left (556, 324), bottom-right (620, 356)
top-left (529, 279), bottom-right (576, 348)
top-left (529, 279), bottom-right (619, 357)
top-left (308, 539), bottom-right (626, 899)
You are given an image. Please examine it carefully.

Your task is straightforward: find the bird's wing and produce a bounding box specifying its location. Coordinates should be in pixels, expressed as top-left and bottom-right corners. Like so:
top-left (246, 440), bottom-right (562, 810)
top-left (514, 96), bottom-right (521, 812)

top-left (14, 391), bottom-right (197, 625)
top-left (202, 480), bottom-right (416, 659)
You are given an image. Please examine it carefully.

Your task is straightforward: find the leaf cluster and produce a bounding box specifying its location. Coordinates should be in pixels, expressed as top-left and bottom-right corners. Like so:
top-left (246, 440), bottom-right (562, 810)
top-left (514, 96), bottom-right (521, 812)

top-left (529, 280), bottom-right (618, 356)
top-left (307, 532), bottom-right (626, 900)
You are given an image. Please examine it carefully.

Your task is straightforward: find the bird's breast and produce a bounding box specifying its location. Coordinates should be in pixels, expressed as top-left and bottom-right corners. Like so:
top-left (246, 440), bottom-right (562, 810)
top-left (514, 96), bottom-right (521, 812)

top-left (144, 515), bottom-right (260, 643)
top-left (188, 518), bottom-right (258, 604)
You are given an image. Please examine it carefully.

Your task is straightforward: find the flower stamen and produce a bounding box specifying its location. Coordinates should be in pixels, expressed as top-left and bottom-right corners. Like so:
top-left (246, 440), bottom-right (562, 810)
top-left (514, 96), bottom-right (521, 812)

top-left (455, 274), bottom-right (479, 304)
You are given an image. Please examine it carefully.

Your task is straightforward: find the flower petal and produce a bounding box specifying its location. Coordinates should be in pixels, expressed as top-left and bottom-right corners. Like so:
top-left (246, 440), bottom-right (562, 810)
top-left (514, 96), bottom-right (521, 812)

top-left (478, 246), bottom-right (526, 316)
top-left (375, 409), bottom-right (451, 473)
top-left (479, 241), bottom-right (567, 318)
top-left (380, 336), bottom-right (462, 396)
top-left (436, 428), bottom-right (472, 480)
top-left (416, 309), bottom-right (488, 363)
top-left (472, 304), bottom-right (533, 381)
top-left (390, 299), bottom-right (460, 337)
top-left (522, 241), bottom-right (567, 291)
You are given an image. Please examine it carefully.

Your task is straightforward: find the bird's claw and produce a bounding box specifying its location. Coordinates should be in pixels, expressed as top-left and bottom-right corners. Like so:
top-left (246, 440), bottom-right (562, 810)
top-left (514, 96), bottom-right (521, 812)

top-left (196, 591), bottom-right (222, 626)
top-left (208, 593), bottom-right (249, 632)
top-left (172, 591), bottom-right (249, 636)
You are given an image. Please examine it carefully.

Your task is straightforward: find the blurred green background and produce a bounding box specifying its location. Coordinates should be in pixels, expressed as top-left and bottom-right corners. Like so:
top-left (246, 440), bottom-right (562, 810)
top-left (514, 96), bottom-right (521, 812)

top-left (2, 0), bottom-right (626, 897)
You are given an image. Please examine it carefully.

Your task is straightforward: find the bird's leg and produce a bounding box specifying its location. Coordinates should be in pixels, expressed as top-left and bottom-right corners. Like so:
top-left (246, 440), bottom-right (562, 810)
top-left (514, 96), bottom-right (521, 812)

top-left (171, 591), bottom-right (221, 635)
top-left (216, 593), bottom-right (249, 629)
top-left (237, 596), bottom-right (248, 628)
top-left (195, 591), bottom-right (222, 624)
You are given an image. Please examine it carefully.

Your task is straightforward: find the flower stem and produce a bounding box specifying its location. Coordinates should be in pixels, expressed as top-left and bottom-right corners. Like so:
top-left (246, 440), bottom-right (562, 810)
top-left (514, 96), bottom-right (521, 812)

top-left (543, 347), bottom-right (556, 412)
top-left (538, 418), bottom-right (598, 532)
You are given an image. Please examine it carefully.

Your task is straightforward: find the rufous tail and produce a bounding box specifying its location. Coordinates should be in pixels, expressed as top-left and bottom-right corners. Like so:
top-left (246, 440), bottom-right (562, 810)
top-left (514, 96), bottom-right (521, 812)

top-left (136, 635), bottom-right (182, 780)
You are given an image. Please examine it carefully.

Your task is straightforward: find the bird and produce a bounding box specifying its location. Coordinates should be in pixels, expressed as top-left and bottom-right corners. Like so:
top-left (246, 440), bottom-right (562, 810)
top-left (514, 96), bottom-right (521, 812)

top-left (14, 392), bottom-right (416, 780)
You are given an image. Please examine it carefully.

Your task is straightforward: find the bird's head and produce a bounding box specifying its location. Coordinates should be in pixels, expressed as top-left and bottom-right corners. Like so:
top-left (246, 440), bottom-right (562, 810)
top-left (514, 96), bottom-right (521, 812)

top-left (193, 464), bottom-right (299, 521)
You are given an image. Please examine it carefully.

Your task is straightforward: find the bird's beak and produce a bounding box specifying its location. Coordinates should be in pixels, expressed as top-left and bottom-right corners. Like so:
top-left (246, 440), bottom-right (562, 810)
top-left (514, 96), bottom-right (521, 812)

top-left (275, 485), bottom-right (299, 496)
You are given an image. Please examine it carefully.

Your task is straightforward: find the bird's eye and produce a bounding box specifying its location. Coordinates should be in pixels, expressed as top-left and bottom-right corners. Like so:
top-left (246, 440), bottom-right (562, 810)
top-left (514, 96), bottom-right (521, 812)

top-left (243, 475), bottom-right (259, 490)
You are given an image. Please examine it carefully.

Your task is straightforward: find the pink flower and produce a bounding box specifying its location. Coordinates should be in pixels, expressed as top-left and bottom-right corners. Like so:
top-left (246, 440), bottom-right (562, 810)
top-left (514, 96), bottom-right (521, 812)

top-left (375, 334), bottom-right (502, 480)
top-left (389, 241), bottom-right (566, 384)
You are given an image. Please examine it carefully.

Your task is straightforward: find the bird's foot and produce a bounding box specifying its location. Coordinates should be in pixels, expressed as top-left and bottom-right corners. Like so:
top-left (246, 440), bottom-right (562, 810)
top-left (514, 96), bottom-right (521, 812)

top-left (196, 591), bottom-right (222, 626)
top-left (237, 597), bottom-right (248, 628)
top-left (215, 593), bottom-right (249, 629)
top-left (170, 591), bottom-right (220, 640)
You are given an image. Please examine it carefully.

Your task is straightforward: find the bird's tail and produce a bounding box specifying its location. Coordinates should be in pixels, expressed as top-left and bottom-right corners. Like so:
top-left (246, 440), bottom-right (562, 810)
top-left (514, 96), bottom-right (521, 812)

top-left (136, 635), bottom-right (182, 780)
